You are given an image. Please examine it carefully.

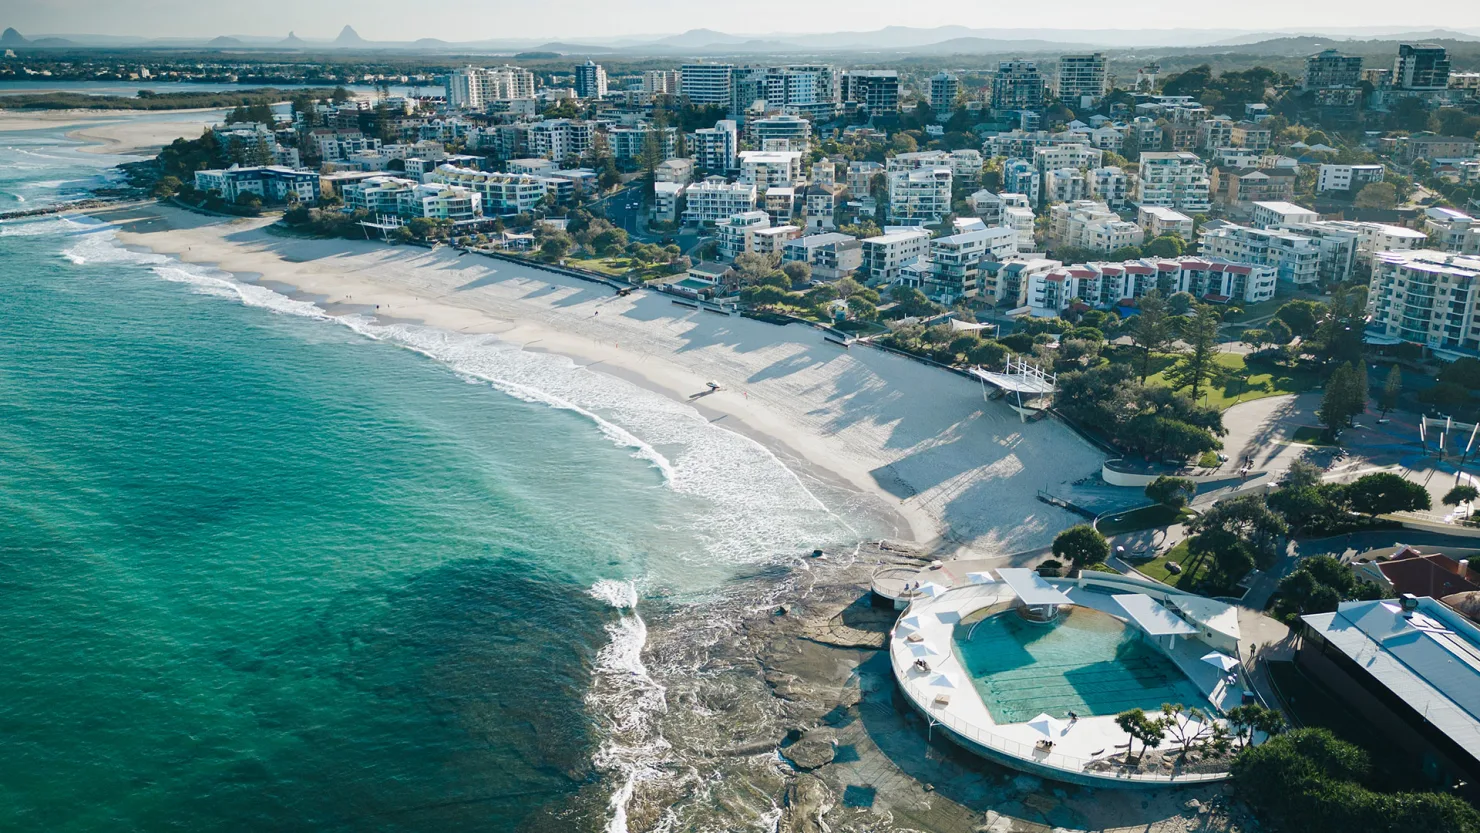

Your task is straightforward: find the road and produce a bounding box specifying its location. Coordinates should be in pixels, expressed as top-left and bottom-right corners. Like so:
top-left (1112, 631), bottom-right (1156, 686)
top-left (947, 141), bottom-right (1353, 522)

top-left (586, 183), bottom-right (705, 256)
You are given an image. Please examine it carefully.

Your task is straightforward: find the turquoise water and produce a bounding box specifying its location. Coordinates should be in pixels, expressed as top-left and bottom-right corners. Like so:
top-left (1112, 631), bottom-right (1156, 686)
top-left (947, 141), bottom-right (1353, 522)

top-left (0, 126), bottom-right (865, 830)
top-left (952, 607), bottom-right (1213, 724)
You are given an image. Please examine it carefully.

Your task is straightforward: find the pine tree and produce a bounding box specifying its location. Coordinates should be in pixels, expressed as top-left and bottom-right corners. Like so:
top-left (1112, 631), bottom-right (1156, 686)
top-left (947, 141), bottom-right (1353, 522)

top-left (1379, 365), bottom-right (1402, 418)
top-left (1165, 305), bottom-right (1222, 401)
top-left (1130, 289), bottom-right (1174, 382)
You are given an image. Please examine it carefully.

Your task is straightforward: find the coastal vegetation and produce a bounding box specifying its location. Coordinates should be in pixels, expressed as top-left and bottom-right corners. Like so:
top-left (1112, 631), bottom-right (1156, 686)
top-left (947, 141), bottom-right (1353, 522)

top-left (0, 87), bottom-right (344, 111)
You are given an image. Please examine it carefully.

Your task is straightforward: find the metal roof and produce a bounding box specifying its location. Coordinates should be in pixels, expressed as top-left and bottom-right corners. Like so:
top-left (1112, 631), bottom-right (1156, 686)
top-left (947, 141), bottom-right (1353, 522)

top-left (996, 568), bottom-right (1073, 607)
top-left (1114, 594), bottom-right (1198, 636)
top-left (1304, 598), bottom-right (1480, 753)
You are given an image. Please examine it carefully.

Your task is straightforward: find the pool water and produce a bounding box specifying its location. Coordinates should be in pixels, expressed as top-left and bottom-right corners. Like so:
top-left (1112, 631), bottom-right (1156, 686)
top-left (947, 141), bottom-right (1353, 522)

top-left (952, 606), bottom-right (1214, 724)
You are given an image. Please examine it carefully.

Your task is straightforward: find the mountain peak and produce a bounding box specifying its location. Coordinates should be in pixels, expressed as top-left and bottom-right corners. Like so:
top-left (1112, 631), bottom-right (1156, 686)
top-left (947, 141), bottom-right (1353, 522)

top-left (280, 31), bottom-right (304, 45)
top-left (1, 27), bottom-right (28, 46)
top-left (335, 25), bottom-right (365, 45)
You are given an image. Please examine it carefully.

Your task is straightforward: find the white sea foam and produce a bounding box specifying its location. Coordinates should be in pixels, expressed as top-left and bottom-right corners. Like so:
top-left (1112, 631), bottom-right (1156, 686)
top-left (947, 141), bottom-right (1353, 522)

top-left (586, 580), bottom-right (669, 833)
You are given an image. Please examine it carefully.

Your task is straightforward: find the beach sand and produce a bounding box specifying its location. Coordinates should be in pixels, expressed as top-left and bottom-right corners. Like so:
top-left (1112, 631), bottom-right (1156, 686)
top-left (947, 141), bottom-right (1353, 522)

top-left (106, 205), bottom-right (1106, 554)
top-left (0, 109), bottom-right (222, 155)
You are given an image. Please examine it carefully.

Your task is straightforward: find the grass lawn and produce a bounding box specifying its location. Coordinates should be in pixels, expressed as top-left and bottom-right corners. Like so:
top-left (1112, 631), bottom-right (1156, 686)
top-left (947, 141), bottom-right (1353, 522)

top-left (1146, 352), bottom-right (1320, 411)
top-left (563, 256), bottom-right (632, 276)
top-left (1082, 561), bottom-right (1122, 574)
top-left (1096, 503), bottom-right (1193, 536)
top-left (1288, 426), bottom-right (1334, 445)
top-left (1136, 540), bottom-right (1213, 589)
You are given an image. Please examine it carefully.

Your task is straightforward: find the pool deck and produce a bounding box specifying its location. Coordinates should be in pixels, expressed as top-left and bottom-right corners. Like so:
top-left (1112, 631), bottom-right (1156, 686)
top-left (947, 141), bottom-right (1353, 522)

top-left (891, 576), bottom-right (1240, 787)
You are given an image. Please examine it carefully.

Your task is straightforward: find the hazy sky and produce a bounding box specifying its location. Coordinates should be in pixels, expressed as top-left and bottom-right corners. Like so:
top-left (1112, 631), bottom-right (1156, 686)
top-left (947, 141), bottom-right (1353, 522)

top-left (6, 0), bottom-right (1480, 40)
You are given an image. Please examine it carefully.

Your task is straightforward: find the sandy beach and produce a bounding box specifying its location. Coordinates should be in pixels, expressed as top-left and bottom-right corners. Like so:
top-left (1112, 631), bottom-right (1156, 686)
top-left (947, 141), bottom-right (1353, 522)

top-left (104, 205), bottom-right (1106, 553)
top-left (0, 109), bottom-right (222, 155)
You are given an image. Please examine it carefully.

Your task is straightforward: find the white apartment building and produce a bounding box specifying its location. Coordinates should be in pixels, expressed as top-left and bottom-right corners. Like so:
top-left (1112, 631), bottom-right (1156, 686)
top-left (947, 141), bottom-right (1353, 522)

top-left (1057, 53), bottom-right (1109, 103)
top-left (1317, 164), bottom-right (1382, 194)
top-left (193, 165), bottom-right (320, 205)
top-left (682, 177), bottom-right (758, 225)
top-left (1001, 158), bottom-right (1041, 206)
top-left (747, 114), bottom-right (813, 153)
top-left (887, 167), bottom-right (952, 225)
top-left (980, 257), bottom-right (1061, 307)
top-left (405, 183), bottom-right (482, 221)
top-left (1425, 207), bottom-right (1480, 255)
top-left (341, 175), bottom-right (417, 215)
top-left (1251, 201), bottom-right (1319, 230)
top-left (738, 150), bottom-right (803, 191)
top-left (1138, 205), bottom-right (1195, 240)
top-left (861, 228), bottom-right (931, 283)
top-left (1087, 166), bottom-right (1130, 209)
top-left (680, 63), bottom-right (735, 107)
top-left (653, 181), bottom-right (685, 224)
top-left (1050, 200), bottom-right (1144, 253)
top-left (1136, 152), bottom-right (1212, 213)
top-left (1002, 194), bottom-right (1036, 252)
top-left (716, 211), bottom-right (773, 260)
top-left (527, 120), bottom-right (596, 163)
top-left (690, 120), bottom-right (738, 173)
top-left (782, 232), bottom-right (863, 280)
top-left (1367, 250), bottom-right (1480, 356)
top-left (750, 65), bottom-right (842, 120)
top-left (446, 65), bottom-right (536, 110)
top-left (1198, 222), bottom-right (1322, 288)
top-left (1032, 143), bottom-right (1103, 175)
top-left (1027, 257), bottom-right (1276, 317)
top-left (847, 161), bottom-right (885, 195)
top-left (917, 227), bottom-right (1019, 304)
top-left (655, 158), bottom-right (694, 184)
top-left (1043, 168), bottom-right (1088, 204)
top-left (642, 69), bottom-right (682, 97)
top-left (574, 60), bottom-right (608, 99)
top-left (928, 72), bottom-right (959, 119)
top-left (605, 124), bottom-right (677, 164)
top-left (968, 189), bottom-right (1005, 225)
top-left (425, 164), bottom-right (545, 214)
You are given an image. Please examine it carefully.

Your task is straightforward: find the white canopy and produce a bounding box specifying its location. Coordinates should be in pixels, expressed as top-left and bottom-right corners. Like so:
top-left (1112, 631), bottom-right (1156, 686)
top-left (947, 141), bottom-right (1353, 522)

top-left (907, 641), bottom-right (942, 659)
top-left (918, 582), bottom-right (950, 598)
top-left (1027, 713), bottom-right (1065, 737)
top-left (966, 571), bottom-right (997, 584)
top-left (1114, 594), bottom-right (1198, 637)
top-left (925, 672), bottom-right (956, 689)
top-left (1201, 651), bottom-right (1240, 672)
top-left (997, 568), bottom-right (1073, 607)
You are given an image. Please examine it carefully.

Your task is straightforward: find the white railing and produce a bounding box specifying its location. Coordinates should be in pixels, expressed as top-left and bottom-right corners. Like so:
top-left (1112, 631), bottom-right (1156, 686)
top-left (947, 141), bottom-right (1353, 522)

top-left (893, 584), bottom-right (1232, 784)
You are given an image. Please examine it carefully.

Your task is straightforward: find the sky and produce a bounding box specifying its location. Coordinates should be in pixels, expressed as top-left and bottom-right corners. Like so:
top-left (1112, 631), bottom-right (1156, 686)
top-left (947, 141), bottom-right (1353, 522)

top-left (5, 0), bottom-right (1480, 41)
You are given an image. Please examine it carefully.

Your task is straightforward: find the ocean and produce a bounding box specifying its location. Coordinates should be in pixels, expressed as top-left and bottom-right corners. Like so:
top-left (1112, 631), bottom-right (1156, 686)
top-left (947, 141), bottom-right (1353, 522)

top-left (0, 124), bottom-right (876, 830)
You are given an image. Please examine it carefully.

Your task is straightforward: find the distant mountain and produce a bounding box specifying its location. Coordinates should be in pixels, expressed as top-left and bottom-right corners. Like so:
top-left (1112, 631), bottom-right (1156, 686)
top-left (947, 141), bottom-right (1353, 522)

top-left (279, 31), bottom-right (305, 47)
top-left (1212, 28), bottom-right (1480, 46)
top-left (334, 25), bottom-right (367, 47)
top-left (208, 36), bottom-right (244, 47)
top-left (1, 27), bottom-right (28, 46)
top-left (651, 28), bottom-right (750, 47)
top-left (903, 36), bottom-right (1109, 55)
top-left (531, 42), bottom-right (616, 54)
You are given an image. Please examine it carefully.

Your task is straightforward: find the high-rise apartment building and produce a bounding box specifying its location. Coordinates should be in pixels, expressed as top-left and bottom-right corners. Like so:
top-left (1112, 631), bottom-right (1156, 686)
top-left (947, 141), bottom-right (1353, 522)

top-left (690, 120), bottom-right (739, 173)
top-left (991, 61), bottom-right (1047, 112)
top-left (446, 65), bottom-right (536, 110)
top-left (574, 60), bottom-right (607, 99)
top-left (729, 65), bottom-right (841, 120)
top-left (1394, 44), bottom-right (1451, 90)
top-left (1367, 250), bottom-right (1480, 355)
top-left (680, 63), bottom-right (736, 107)
top-left (1136, 152), bottom-right (1212, 213)
top-left (928, 72), bottom-right (959, 120)
top-left (842, 70), bottom-right (900, 114)
top-left (1303, 49), bottom-right (1362, 91)
top-left (1056, 54), bottom-right (1109, 102)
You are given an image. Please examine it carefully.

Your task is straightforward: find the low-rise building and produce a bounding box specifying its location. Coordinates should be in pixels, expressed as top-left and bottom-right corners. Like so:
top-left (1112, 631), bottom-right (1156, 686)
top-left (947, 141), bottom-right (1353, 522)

top-left (655, 158), bottom-right (695, 184)
top-left (1002, 194), bottom-right (1036, 252)
top-left (979, 257), bottom-right (1060, 307)
top-left (1136, 151), bottom-right (1211, 213)
top-left (915, 226), bottom-right (1019, 304)
top-left (1210, 167), bottom-right (1298, 209)
top-left (1198, 222), bottom-right (1323, 288)
top-left (782, 232), bottom-right (863, 279)
top-left (426, 164), bottom-right (545, 214)
top-left (887, 167), bottom-right (952, 225)
top-left (1026, 256), bottom-right (1276, 317)
top-left (861, 228), bottom-right (931, 283)
top-left (193, 165), bottom-right (320, 205)
top-left (1137, 205), bottom-right (1195, 240)
top-left (1001, 158), bottom-right (1041, 207)
top-left (682, 178), bottom-right (758, 225)
top-left (747, 114), bottom-right (812, 153)
top-left (1318, 163), bottom-right (1385, 193)
top-left (716, 210), bottom-right (773, 260)
top-left (1251, 201), bottom-right (1319, 230)
top-left (653, 181), bottom-right (685, 224)
top-left (738, 150), bottom-right (804, 190)
top-left (1087, 166), bottom-right (1130, 209)
top-left (1049, 200), bottom-right (1144, 253)
top-left (1425, 207), bottom-right (1480, 254)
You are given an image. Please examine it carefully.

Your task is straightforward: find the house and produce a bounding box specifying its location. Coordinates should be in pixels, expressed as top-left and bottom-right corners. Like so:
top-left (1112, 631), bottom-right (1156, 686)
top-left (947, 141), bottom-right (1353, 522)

top-left (1137, 205), bottom-right (1194, 240)
top-left (782, 232), bottom-right (863, 280)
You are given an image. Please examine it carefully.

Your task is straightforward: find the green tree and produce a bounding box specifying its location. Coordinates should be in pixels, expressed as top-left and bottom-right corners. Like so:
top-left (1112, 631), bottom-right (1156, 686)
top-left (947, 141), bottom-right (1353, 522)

top-left (846, 295), bottom-right (878, 321)
top-left (1145, 475), bottom-right (1196, 509)
top-left (1379, 365), bottom-right (1402, 418)
top-left (1115, 708), bottom-right (1168, 761)
top-left (1052, 524), bottom-right (1110, 570)
top-left (1165, 305), bottom-right (1223, 401)
top-left (1226, 703), bottom-right (1285, 748)
top-left (1166, 291), bottom-right (1196, 315)
top-left (1142, 234), bottom-right (1186, 258)
top-left (1129, 289), bottom-right (1173, 382)
top-left (1353, 180), bottom-right (1398, 209)
top-left (1342, 472), bottom-right (1431, 516)
top-left (781, 261), bottom-right (812, 286)
top-left (1444, 485), bottom-right (1479, 517)
top-left (1318, 363), bottom-right (1363, 436)
top-left (1275, 300), bottom-right (1323, 338)
top-left (1190, 493), bottom-right (1288, 571)
top-left (1265, 318), bottom-right (1293, 346)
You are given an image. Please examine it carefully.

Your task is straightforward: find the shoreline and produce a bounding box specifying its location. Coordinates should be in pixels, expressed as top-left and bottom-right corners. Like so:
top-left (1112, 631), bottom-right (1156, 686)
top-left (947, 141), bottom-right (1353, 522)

top-left (96, 203), bottom-right (1107, 553)
top-left (0, 108), bottom-right (224, 155)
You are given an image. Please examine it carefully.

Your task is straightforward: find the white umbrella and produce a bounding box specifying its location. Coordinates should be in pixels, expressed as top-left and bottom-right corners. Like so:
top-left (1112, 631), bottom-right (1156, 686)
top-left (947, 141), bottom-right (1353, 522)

top-left (934, 610), bottom-right (963, 624)
top-left (966, 571), bottom-right (996, 584)
top-left (925, 672), bottom-right (956, 689)
top-left (897, 614), bottom-right (927, 634)
top-left (918, 582), bottom-right (949, 598)
top-left (1028, 713), bottom-right (1066, 737)
top-left (1200, 651), bottom-right (1240, 672)
top-left (907, 641), bottom-right (941, 659)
